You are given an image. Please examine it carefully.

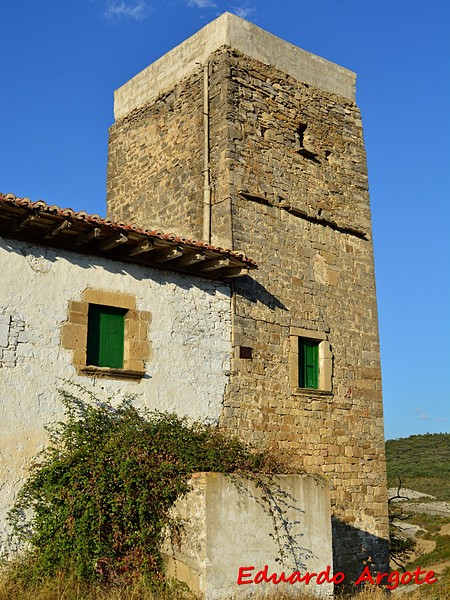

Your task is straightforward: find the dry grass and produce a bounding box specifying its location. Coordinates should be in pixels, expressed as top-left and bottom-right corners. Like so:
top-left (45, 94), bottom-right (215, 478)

top-left (1, 561), bottom-right (449, 600)
top-left (0, 572), bottom-right (192, 600)
top-left (1, 574), bottom-right (450, 600)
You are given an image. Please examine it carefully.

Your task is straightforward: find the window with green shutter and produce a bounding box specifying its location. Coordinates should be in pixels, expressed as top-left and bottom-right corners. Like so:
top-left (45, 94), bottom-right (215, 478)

top-left (87, 304), bottom-right (127, 369)
top-left (298, 338), bottom-right (319, 389)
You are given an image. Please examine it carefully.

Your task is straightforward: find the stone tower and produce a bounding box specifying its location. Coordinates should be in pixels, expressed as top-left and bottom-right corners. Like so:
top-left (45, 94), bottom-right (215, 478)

top-left (106, 13), bottom-right (389, 579)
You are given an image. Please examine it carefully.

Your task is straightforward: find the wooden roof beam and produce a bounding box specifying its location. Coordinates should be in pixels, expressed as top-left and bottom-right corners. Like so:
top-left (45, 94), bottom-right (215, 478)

top-left (43, 220), bottom-right (71, 239)
top-left (74, 227), bottom-right (102, 246)
top-left (220, 267), bottom-right (248, 278)
top-left (98, 233), bottom-right (128, 251)
top-left (127, 239), bottom-right (155, 256)
top-left (152, 246), bottom-right (183, 262)
top-left (199, 258), bottom-right (230, 272)
top-left (174, 251), bottom-right (206, 268)
top-left (11, 213), bottom-right (37, 232)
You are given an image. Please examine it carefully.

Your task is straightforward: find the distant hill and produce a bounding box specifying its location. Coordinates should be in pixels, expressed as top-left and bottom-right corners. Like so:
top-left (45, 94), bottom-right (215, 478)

top-left (385, 433), bottom-right (450, 502)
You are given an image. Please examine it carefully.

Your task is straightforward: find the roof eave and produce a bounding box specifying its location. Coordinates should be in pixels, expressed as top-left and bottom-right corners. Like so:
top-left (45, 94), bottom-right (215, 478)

top-left (0, 194), bottom-right (257, 279)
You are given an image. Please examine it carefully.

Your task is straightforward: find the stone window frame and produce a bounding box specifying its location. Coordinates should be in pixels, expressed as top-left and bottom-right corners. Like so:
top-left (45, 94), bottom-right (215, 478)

top-left (289, 327), bottom-right (332, 395)
top-left (61, 288), bottom-right (150, 380)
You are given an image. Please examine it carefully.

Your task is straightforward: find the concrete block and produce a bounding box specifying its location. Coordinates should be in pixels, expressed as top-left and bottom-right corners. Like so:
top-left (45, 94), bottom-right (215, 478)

top-left (161, 472), bottom-right (332, 598)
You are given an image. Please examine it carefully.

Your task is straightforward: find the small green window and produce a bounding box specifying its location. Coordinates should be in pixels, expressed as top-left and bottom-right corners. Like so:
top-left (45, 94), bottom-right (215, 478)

top-left (298, 338), bottom-right (319, 389)
top-left (87, 305), bottom-right (126, 369)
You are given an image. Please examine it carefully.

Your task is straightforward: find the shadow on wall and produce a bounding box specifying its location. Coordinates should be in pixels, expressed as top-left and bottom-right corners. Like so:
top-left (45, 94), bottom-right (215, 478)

top-left (235, 275), bottom-right (287, 310)
top-left (332, 517), bottom-right (389, 589)
top-left (0, 237), bottom-right (229, 299)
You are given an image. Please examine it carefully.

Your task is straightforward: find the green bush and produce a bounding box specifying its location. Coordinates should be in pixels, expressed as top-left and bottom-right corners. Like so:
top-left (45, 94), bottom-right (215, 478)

top-left (6, 387), bottom-right (280, 585)
top-left (386, 433), bottom-right (450, 501)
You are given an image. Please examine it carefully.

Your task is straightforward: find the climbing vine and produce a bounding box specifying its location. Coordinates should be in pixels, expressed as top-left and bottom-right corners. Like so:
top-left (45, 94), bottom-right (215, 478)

top-left (6, 386), bottom-right (283, 585)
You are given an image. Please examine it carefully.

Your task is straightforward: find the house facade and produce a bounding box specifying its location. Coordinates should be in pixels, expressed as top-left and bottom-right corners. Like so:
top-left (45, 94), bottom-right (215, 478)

top-left (0, 193), bottom-right (252, 554)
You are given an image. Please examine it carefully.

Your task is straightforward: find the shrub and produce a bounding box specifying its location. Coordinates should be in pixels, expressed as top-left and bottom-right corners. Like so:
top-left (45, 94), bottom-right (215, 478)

top-left (6, 387), bottom-right (280, 585)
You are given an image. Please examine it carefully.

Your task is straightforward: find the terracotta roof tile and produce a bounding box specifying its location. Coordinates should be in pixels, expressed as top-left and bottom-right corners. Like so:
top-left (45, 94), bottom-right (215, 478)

top-left (0, 193), bottom-right (257, 276)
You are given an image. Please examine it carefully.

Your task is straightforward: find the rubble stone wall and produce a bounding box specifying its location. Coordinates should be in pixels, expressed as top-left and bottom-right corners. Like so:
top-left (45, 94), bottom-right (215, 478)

top-left (107, 69), bottom-right (205, 240)
top-left (213, 49), bottom-right (388, 578)
top-left (106, 43), bottom-right (389, 580)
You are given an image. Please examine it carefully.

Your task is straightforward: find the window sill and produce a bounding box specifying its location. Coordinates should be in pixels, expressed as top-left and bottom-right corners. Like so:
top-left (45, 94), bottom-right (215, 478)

top-left (292, 388), bottom-right (333, 397)
top-left (80, 366), bottom-right (145, 380)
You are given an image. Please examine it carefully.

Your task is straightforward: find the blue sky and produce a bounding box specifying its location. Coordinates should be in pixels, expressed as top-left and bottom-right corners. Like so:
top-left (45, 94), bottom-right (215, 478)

top-left (1, 0), bottom-right (449, 440)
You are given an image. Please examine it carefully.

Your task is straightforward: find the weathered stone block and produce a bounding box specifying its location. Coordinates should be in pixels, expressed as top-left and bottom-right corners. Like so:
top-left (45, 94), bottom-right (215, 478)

top-left (161, 472), bottom-right (332, 599)
top-left (82, 289), bottom-right (136, 310)
top-left (16, 343), bottom-right (33, 357)
top-left (61, 323), bottom-right (87, 350)
top-left (0, 324), bottom-right (9, 347)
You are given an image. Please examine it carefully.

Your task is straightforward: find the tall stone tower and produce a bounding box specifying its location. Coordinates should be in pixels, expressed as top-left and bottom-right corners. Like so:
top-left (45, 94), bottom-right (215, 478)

top-left (107, 13), bottom-right (389, 579)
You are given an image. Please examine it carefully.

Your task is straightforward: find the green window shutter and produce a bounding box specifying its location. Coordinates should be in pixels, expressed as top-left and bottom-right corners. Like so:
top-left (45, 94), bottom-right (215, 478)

top-left (298, 339), bottom-right (319, 389)
top-left (87, 305), bottom-right (126, 368)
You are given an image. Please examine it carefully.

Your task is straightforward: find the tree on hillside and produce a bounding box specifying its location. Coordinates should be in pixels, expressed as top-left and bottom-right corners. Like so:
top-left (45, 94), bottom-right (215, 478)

top-left (388, 477), bottom-right (416, 569)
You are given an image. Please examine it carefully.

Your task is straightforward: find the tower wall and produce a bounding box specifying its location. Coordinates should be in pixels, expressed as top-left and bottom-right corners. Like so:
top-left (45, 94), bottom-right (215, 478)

top-left (213, 49), bottom-right (388, 577)
top-left (106, 69), bottom-right (205, 238)
top-left (106, 14), bottom-right (389, 580)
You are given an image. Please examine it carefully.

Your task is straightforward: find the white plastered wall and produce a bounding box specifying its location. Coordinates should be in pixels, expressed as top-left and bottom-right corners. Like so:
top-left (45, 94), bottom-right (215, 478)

top-left (0, 236), bottom-right (232, 550)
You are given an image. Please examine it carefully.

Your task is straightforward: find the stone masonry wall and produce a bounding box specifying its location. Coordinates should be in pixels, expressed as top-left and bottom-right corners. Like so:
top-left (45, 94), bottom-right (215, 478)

top-left (208, 48), bottom-right (372, 239)
top-left (106, 44), bottom-right (389, 580)
top-left (0, 312), bottom-right (28, 367)
top-left (209, 49), bottom-right (388, 579)
top-left (106, 69), bottom-right (204, 240)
